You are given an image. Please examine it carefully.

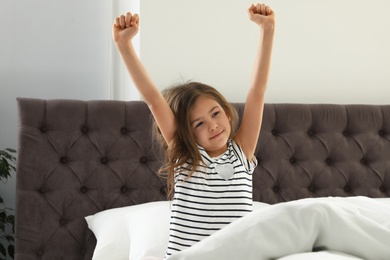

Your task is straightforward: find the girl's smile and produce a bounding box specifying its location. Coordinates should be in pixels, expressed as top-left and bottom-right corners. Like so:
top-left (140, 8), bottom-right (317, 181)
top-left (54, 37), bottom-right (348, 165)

top-left (210, 130), bottom-right (224, 140)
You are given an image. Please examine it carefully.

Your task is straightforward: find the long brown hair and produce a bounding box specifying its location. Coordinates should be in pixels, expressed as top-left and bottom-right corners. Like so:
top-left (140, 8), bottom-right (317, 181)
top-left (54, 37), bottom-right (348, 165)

top-left (153, 82), bottom-right (239, 199)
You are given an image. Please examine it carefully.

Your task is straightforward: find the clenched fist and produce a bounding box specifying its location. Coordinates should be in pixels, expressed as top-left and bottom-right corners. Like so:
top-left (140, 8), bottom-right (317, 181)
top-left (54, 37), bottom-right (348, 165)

top-left (112, 12), bottom-right (140, 43)
top-left (248, 3), bottom-right (275, 29)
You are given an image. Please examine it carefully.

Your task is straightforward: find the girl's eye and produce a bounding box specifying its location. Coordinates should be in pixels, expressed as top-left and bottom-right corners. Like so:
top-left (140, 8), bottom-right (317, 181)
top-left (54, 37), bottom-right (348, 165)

top-left (195, 122), bottom-right (204, 128)
top-left (212, 111), bottom-right (220, 117)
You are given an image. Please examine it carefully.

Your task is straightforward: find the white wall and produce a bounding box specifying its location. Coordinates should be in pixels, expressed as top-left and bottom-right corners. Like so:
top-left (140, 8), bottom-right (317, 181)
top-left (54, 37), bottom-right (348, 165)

top-left (140, 0), bottom-right (390, 104)
top-left (0, 0), bottom-right (111, 209)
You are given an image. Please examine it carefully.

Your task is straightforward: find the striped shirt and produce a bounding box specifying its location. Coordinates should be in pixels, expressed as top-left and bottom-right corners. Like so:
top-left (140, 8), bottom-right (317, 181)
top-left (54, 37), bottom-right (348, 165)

top-left (165, 139), bottom-right (258, 257)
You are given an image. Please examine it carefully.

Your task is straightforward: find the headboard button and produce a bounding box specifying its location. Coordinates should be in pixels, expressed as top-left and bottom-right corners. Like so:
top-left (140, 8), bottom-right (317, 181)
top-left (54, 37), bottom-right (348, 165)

top-left (81, 126), bottom-right (88, 134)
top-left (121, 186), bottom-right (128, 193)
top-left (59, 219), bottom-right (67, 226)
top-left (37, 250), bottom-right (44, 256)
top-left (308, 186), bottom-right (315, 192)
top-left (140, 157), bottom-right (148, 164)
top-left (39, 187), bottom-right (46, 194)
top-left (101, 157), bottom-right (108, 164)
top-left (344, 186), bottom-right (351, 192)
top-left (40, 126), bottom-right (48, 133)
top-left (343, 130), bottom-right (349, 137)
top-left (273, 186), bottom-right (280, 193)
top-left (80, 186), bottom-right (88, 193)
top-left (360, 158), bottom-right (367, 165)
top-left (308, 130), bottom-right (315, 136)
top-left (380, 186), bottom-right (386, 193)
top-left (325, 158), bottom-right (333, 165)
top-left (378, 130), bottom-right (385, 136)
top-left (121, 127), bottom-right (128, 134)
top-left (289, 157), bottom-right (296, 164)
top-left (60, 157), bottom-right (68, 164)
top-left (271, 129), bottom-right (278, 136)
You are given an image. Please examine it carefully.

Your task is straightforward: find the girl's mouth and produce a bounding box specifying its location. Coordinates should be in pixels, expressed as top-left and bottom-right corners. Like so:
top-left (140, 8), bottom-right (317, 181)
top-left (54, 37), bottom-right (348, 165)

top-left (210, 130), bottom-right (224, 139)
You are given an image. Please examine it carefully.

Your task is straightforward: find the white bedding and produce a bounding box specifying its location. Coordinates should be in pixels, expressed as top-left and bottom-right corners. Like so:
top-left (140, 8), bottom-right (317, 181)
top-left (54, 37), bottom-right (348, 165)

top-left (166, 197), bottom-right (390, 260)
top-left (86, 197), bottom-right (390, 260)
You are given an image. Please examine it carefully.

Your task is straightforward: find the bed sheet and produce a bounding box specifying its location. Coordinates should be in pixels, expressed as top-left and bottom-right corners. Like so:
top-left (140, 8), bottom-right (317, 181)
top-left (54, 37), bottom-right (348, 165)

top-left (166, 197), bottom-right (390, 260)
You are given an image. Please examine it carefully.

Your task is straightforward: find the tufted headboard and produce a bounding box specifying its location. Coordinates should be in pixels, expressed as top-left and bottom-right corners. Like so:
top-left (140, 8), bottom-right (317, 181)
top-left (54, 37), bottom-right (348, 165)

top-left (16, 98), bottom-right (390, 259)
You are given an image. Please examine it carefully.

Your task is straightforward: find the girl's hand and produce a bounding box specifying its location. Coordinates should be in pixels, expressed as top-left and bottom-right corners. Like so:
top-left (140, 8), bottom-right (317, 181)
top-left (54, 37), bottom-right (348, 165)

top-left (112, 12), bottom-right (140, 43)
top-left (248, 3), bottom-right (275, 29)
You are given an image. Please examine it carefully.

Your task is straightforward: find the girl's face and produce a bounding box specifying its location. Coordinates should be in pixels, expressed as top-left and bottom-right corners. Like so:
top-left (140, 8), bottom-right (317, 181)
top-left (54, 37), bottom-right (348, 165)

top-left (189, 96), bottom-right (231, 157)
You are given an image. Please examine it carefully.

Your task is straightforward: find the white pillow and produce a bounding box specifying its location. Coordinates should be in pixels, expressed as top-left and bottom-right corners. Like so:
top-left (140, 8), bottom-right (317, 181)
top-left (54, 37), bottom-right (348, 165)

top-left (85, 201), bottom-right (171, 260)
top-left (125, 201), bottom-right (172, 260)
top-left (85, 201), bottom-right (270, 260)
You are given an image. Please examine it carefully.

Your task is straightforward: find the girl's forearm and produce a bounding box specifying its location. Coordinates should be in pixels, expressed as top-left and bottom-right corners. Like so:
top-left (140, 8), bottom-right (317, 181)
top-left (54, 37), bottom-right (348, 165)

top-left (115, 41), bottom-right (162, 106)
top-left (249, 27), bottom-right (275, 97)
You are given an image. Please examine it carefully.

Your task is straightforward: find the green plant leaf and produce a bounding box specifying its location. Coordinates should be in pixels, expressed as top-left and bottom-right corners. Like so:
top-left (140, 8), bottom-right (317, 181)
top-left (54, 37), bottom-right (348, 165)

top-left (5, 235), bottom-right (14, 243)
top-left (0, 243), bottom-right (5, 257)
top-left (0, 148), bottom-right (16, 184)
top-left (0, 148), bottom-right (15, 259)
top-left (0, 212), bottom-right (5, 221)
top-left (8, 244), bottom-right (14, 258)
top-left (6, 215), bottom-right (15, 225)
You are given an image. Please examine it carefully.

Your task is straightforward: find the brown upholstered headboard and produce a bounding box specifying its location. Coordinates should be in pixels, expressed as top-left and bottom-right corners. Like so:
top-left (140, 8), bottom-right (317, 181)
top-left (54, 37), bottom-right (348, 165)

top-left (16, 98), bottom-right (390, 259)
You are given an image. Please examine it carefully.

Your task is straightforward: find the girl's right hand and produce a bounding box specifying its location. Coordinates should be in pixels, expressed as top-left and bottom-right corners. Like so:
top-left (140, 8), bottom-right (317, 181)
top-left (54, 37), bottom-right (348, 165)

top-left (248, 3), bottom-right (274, 30)
top-left (112, 12), bottom-right (139, 43)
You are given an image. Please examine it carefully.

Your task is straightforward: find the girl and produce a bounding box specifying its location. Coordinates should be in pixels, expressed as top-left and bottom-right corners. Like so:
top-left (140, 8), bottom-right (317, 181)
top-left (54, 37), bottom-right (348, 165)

top-left (113, 3), bottom-right (275, 257)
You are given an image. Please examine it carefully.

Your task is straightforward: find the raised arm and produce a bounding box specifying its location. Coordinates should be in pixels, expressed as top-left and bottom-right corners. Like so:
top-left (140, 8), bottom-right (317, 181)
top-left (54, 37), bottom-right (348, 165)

top-left (113, 13), bottom-right (175, 145)
top-left (234, 4), bottom-right (275, 160)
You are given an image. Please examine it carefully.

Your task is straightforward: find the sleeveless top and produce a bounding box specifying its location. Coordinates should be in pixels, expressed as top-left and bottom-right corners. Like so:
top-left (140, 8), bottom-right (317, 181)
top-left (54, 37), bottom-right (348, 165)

top-left (165, 139), bottom-right (258, 257)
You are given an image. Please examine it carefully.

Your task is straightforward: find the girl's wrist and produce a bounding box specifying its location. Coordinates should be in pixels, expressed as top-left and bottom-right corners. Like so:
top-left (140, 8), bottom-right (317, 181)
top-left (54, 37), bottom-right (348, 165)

top-left (259, 23), bottom-right (275, 33)
top-left (115, 40), bottom-right (134, 52)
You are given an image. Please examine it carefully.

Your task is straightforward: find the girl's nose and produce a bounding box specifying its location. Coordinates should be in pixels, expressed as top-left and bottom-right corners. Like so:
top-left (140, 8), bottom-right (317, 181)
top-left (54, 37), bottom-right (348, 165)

top-left (209, 121), bottom-right (218, 131)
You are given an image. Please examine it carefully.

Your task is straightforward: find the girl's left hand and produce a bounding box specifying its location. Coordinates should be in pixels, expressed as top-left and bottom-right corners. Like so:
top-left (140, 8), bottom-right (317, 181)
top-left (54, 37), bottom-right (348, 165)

top-left (112, 12), bottom-right (140, 43)
top-left (248, 3), bottom-right (275, 29)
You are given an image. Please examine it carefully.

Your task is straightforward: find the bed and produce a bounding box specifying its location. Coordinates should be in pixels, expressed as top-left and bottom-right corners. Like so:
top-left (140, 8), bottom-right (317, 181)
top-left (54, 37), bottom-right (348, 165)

top-left (15, 98), bottom-right (390, 260)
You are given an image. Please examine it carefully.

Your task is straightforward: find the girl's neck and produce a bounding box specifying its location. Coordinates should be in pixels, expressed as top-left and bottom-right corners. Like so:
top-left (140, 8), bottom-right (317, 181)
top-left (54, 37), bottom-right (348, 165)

top-left (205, 142), bottom-right (229, 158)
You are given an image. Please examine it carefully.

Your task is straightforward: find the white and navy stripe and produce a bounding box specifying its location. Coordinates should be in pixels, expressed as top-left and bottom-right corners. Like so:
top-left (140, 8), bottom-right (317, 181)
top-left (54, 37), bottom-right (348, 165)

top-left (165, 140), bottom-right (258, 257)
